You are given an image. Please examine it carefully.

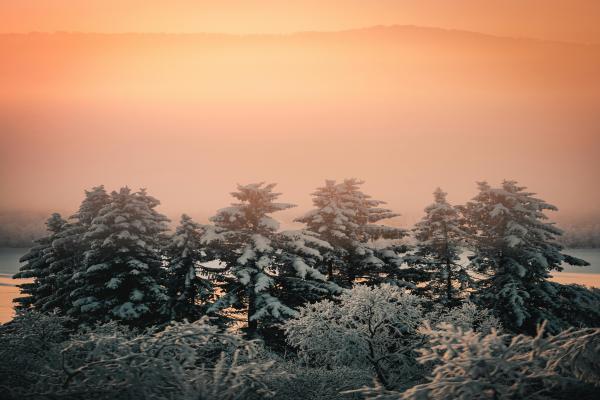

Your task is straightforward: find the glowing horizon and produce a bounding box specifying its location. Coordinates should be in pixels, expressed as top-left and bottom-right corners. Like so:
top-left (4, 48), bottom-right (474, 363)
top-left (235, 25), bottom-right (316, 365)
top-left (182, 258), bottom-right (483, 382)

top-left (1, 3), bottom-right (599, 230)
top-left (1, 1), bottom-right (600, 43)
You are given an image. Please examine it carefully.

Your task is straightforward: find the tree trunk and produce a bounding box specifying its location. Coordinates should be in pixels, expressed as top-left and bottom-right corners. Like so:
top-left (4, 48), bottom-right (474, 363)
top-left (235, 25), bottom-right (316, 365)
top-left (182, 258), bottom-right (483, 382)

top-left (247, 288), bottom-right (258, 338)
top-left (327, 260), bottom-right (333, 281)
top-left (446, 261), bottom-right (452, 305)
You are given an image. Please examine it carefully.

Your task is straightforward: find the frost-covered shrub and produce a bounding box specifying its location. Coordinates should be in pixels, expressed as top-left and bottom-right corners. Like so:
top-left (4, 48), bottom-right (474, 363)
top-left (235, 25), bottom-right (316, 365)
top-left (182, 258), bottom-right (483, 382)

top-left (266, 362), bottom-right (372, 400)
top-left (5, 317), bottom-right (280, 400)
top-left (284, 284), bottom-right (424, 388)
top-left (0, 311), bottom-right (71, 397)
top-left (243, 347), bottom-right (371, 400)
top-left (426, 301), bottom-right (502, 335)
top-left (356, 322), bottom-right (600, 400)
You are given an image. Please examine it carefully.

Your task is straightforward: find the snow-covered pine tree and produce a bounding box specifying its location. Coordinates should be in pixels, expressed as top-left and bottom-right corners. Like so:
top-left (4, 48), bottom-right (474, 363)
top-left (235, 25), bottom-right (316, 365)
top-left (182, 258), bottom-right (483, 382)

top-left (202, 183), bottom-right (339, 337)
top-left (69, 187), bottom-right (170, 327)
top-left (411, 188), bottom-right (471, 304)
top-left (13, 187), bottom-right (111, 315)
top-left (295, 179), bottom-right (413, 287)
top-left (272, 229), bottom-right (342, 310)
top-left (50, 186), bottom-right (111, 314)
top-left (13, 213), bottom-right (67, 311)
top-left (165, 214), bottom-right (214, 322)
top-left (72, 185), bottom-right (111, 226)
top-left (202, 183), bottom-right (296, 337)
top-left (463, 180), bottom-right (589, 334)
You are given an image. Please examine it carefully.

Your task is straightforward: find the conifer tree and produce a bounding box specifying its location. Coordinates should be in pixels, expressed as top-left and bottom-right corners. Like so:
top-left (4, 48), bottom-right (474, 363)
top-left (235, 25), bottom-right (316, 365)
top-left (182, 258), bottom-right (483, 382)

top-left (412, 188), bottom-right (471, 304)
top-left (13, 213), bottom-right (67, 311)
top-left (165, 214), bottom-right (213, 321)
top-left (52, 186), bottom-right (111, 314)
top-left (13, 187), bottom-right (110, 315)
top-left (202, 182), bottom-right (339, 337)
top-left (273, 229), bottom-right (341, 310)
top-left (69, 187), bottom-right (170, 327)
top-left (463, 180), bottom-right (589, 333)
top-left (295, 179), bottom-right (413, 287)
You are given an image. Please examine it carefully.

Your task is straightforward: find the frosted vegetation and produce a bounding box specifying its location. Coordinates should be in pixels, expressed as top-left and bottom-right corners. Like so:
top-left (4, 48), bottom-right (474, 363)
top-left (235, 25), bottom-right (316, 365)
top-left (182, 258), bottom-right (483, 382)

top-left (2, 180), bottom-right (599, 399)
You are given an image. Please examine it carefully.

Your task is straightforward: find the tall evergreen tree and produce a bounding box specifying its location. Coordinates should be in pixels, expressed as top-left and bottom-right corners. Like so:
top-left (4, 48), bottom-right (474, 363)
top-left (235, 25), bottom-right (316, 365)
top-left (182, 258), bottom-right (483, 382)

top-left (295, 179), bottom-right (413, 287)
top-left (463, 180), bottom-right (589, 333)
top-left (411, 188), bottom-right (471, 305)
top-left (69, 187), bottom-right (170, 327)
top-left (13, 213), bottom-right (67, 311)
top-left (13, 186), bottom-right (110, 315)
top-left (53, 186), bottom-right (111, 314)
top-left (165, 214), bottom-right (214, 321)
top-left (202, 182), bottom-right (339, 337)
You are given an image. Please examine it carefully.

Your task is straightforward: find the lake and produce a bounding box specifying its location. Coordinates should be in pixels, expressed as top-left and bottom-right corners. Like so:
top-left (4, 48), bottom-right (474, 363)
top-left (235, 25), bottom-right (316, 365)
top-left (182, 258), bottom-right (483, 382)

top-left (1, 247), bottom-right (599, 323)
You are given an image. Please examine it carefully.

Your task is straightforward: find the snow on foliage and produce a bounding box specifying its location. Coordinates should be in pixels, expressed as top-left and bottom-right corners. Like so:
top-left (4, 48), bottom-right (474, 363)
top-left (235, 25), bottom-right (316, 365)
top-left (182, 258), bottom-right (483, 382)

top-left (13, 213), bottom-right (68, 312)
top-left (410, 188), bottom-right (472, 304)
top-left (356, 322), bottom-right (600, 400)
top-left (164, 214), bottom-right (214, 322)
top-left (463, 180), bottom-right (591, 334)
top-left (14, 186), bottom-right (113, 317)
top-left (295, 179), bottom-right (411, 287)
top-left (68, 187), bottom-right (170, 327)
top-left (285, 284), bottom-right (425, 388)
top-left (1, 312), bottom-right (281, 400)
top-left (202, 183), bottom-right (339, 336)
top-left (425, 301), bottom-right (502, 335)
top-left (0, 311), bottom-right (71, 395)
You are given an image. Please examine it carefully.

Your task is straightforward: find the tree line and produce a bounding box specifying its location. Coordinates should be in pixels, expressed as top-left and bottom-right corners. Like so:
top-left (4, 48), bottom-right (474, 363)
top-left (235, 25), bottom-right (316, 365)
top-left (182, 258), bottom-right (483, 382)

top-left (13, 179), bottom-right (599, 337)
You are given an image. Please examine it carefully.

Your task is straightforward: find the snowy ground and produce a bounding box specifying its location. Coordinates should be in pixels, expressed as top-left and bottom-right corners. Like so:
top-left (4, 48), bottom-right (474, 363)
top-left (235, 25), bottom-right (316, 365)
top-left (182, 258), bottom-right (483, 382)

top-left (1, 247), bottom-right (599, 323)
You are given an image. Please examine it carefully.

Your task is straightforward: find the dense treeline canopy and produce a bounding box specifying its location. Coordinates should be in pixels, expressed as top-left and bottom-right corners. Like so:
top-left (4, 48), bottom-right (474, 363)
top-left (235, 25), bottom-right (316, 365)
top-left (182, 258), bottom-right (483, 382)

top-left (12, 180), bottom-right (597, 335)
top-left (4, 179), bottom-right (600, 399)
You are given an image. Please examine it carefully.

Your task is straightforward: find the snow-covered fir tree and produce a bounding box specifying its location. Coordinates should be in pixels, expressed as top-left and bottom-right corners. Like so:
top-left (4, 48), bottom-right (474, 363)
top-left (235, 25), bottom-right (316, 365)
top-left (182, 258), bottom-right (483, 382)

top-left (463, 180), bottom-right (589, 334)
top-left (411, 188), bottom-right (471, 304)
top-left (202, 182), bottom-right (339, 337)
top-left (270, 229), bottom-right (341, 310)
top-left (51, 186), bottom-right (112, 314)
top-left (165, 214), bottom-right (213, 321)
top-left (295, 179), bottom-right (414, 287)
top-left (38, 223), bottom-right (80, 313)
top-left (13, 213), bottom-right (67, 311)
top-left (69, 187), bottom-right (170, 327)
top-left (13, 187), bottom-right (110, 315)
top-left (71, 185), bottom-right (111, 226)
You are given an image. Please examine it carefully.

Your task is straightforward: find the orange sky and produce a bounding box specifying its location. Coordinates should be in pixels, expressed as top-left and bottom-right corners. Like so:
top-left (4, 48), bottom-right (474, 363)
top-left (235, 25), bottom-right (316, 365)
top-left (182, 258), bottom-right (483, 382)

top-left (1, 1), bottom-right (600, 43)
top-left (0, 3), bottom-right (599, 229)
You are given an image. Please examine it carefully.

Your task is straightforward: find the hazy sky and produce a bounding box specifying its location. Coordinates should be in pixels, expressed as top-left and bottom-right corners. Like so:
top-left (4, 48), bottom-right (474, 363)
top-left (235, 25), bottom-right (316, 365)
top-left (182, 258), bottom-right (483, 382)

top-left (0, 3), bottom-right (599, 229)
top-left (1, 0), bottom-right (600, 43)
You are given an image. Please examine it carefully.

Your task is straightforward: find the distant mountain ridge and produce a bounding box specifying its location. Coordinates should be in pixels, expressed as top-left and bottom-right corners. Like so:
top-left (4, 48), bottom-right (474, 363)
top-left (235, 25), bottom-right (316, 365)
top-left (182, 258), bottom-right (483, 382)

top-left (2, 25), bottom-right (598, 46)
top-left (1, 24), bottom-right (598, 232)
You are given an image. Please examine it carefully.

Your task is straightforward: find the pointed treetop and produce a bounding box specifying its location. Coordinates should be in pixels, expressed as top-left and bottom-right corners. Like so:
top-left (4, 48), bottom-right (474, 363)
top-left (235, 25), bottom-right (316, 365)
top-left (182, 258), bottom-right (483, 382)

top-left (230, 182), bottom-right (295, 212)
top-left (433, 187), bottom-right (447, 203)
top-left (501, 180), bottom-right (525, 193)
top-left (297, 178), bottom-right (401, 240)
top-left (46, 213), bottom-right (67, 233)
top-left (476, 181), bottom-right (491, 191)
top-left (212, 182), bottom-right (296, 233)
top-left (71, 185), bottom-right (110, 225)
